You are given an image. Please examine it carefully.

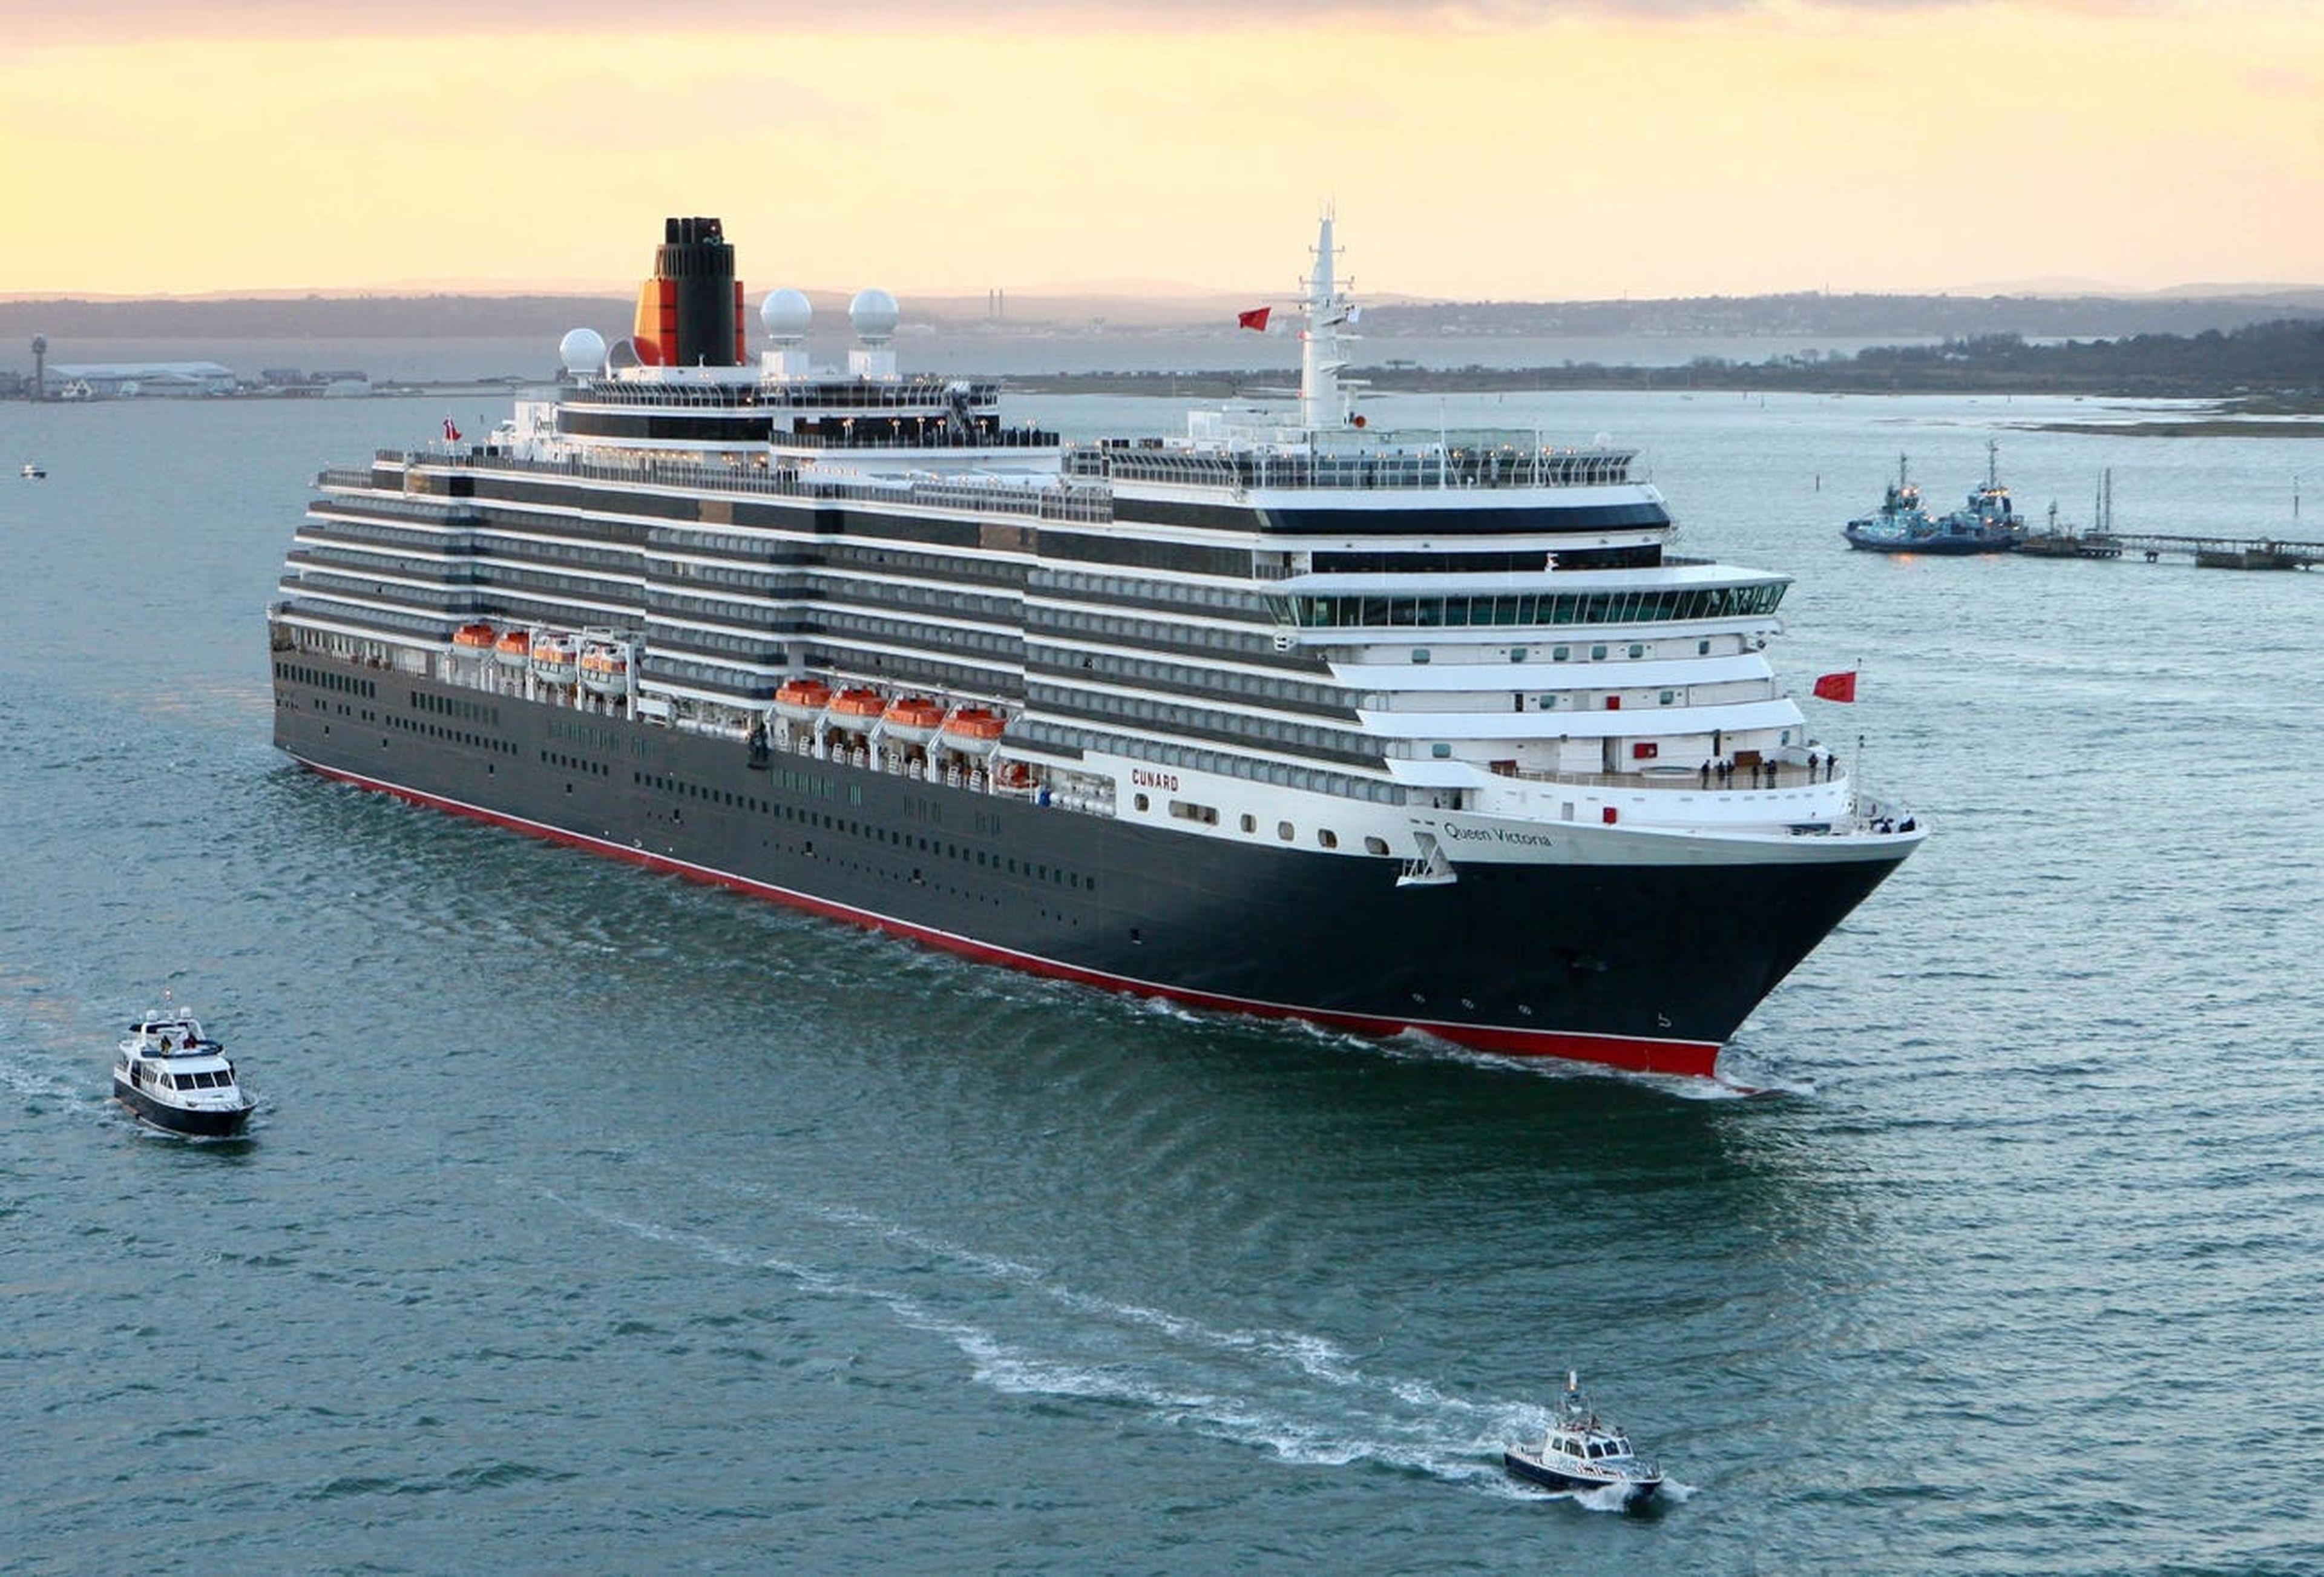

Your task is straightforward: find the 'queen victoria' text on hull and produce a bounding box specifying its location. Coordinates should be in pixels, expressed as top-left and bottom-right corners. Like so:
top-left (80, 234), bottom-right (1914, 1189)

top-left (269, 216), bottom-right (1923, 1078)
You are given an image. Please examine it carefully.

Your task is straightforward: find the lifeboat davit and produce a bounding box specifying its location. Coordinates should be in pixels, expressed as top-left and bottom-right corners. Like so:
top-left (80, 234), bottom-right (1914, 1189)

top-left (773, 678), bottom-right (832, 722)
top-left (937, 706), bottom-right (1006, 746)
top-left (881, 696), bottom-right (944, 745)
top-left (827, 688), bottom-right (886, 727)
top-left (453, 621), bottom-right (497, 654)
top-left (578, 638), bottom-right (632, 696)
top-left (531, 631), bottom-right (580, 683)
top-left (493, 628), bottom-right (533, 667)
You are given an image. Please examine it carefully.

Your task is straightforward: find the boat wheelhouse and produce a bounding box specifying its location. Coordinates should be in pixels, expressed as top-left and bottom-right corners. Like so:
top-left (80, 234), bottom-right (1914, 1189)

top-left (268, 213), bottom-right (1924, 1079)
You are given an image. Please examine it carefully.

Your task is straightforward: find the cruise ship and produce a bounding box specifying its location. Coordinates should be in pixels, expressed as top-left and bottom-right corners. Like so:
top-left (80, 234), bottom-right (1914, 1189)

top-left (269, 215), bottom-right (1925, 1079)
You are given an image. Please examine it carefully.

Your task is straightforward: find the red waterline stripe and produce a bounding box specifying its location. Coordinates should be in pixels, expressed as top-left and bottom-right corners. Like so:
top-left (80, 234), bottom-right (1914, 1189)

top-left (301, 759), bottom-right (1723, 1080)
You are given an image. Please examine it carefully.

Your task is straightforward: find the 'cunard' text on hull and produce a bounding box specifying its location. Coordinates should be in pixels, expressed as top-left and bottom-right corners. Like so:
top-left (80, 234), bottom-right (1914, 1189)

top-left (269, 215), bottom-right (1923, 1078)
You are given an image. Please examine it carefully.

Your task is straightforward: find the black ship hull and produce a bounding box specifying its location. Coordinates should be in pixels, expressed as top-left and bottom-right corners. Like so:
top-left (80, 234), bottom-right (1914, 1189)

top-left (273, 656), bottom-right (1909, 1078)
top-left (113, 1078), bottom-right (253, 1137)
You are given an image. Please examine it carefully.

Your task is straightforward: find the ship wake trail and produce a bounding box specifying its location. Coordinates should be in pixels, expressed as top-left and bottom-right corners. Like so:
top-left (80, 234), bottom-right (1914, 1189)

top-left (549, 1187), bottom-right (1576, 1496)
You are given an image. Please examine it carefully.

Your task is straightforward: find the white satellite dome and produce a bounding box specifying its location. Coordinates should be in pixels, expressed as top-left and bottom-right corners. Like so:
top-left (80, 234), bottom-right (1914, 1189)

top-left (760, 288), bottom-right (812, 343)
top-left (848, 288), bottom-right (900, 345)
top-left (559, 327), bottom-right (607, 375)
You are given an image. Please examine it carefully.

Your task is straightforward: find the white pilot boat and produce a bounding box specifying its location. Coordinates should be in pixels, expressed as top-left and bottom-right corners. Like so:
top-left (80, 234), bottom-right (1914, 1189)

top-left (1503, 1371), bottom-right (1664, 1502)
top-left (112, 1002), bottom-right (255, 1136)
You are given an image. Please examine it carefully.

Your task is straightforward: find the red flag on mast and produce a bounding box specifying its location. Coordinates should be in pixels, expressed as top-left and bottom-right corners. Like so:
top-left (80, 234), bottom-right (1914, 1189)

top-left (1812, 671), bottom-right (1858, 702)
top-left (444, 418), bottom-right (462, 443)
top-left (1236, 307), bottom-right (1271, 332)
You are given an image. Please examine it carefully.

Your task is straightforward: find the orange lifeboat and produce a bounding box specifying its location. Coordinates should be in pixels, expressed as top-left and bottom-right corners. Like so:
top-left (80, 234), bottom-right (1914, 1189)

top-left (880, 696), bottom-right (944, 745)
top-left (578, 638), bottom-right (631, 696)
top-left (453, 621), bottom-right (497, 654)
top-left (493, 628), bottom-right (533, 667)
top-left (531, 630), bottom-right (580, 683)
top-left (937, 706), bottom-right (1006, 745)
top-left (828, 687), bottom-right (886, 725)
top-left (772, 677), bottom-right (832, 722)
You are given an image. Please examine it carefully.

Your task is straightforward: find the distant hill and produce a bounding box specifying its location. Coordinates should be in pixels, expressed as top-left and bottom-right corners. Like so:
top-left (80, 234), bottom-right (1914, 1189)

top-left (1, 288), bottom-right (2320, 343)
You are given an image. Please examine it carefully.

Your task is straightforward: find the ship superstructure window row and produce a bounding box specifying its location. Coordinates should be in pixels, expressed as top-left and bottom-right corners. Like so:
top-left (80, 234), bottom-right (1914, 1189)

top-left (278, 596), bottom-right (463, 643)
top-left (1038, 532), bottom-right (1255, 578)
top-left (646, 625), bottom-right (792, 662)
top-left (1029, 651), bottom-right (1350, 720)
top-left (307, 507), bottom-right (486, 545)
top-left (1029, 611), bottom-right (1306, 674)
top-left (644, 591), bottom-right (810, 628)
top-left (643, 567), bottom-right (812, 602)
top-left (805, 611), bottom-right (1022, 664)
top-left (472, 532), bottom-right (642, 573)
top-left (290, 543), bottom-right (482, 585)
top-left (1037, 565), bottom-right (1264, 606)
top-left (285, 571), bottom-right (483, 614)
top-left (1276, 582), bottom-right (1788, 630)
top-left (1016, 717), bottom-right (1402, 806)
top-left (1031, 688), bottom-right (1382, 771)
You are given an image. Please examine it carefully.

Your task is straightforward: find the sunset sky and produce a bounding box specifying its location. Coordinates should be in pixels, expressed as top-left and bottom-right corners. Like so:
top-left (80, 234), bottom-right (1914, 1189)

top-left (4, 0), bottom-right (2319, 302)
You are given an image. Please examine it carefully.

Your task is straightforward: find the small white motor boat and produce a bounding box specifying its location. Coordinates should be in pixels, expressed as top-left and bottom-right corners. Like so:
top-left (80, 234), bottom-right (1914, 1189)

top-left (113, 1003), bottom-right (255, 1136)
top-left (1503, 1371), bottom-right (1664, 1502)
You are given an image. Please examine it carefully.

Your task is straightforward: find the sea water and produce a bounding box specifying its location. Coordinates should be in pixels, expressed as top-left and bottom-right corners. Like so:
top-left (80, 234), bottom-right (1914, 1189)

top-left (2, 386), bottom-right (2320, 1575)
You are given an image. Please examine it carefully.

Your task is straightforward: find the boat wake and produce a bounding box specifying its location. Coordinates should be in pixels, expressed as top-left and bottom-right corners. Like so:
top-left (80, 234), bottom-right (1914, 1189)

top-left (548, 1185), bottom-right (1652, 1500)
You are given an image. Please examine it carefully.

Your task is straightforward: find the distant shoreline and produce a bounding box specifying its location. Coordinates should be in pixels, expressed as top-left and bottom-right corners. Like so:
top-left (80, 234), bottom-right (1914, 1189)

top-left (12, 372), bottom-right (2322, 435)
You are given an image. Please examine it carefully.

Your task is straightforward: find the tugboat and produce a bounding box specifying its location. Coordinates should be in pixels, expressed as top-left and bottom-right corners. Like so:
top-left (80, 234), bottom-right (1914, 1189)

top-left (1503, 1372), bottom-right (1665, 1503)
top-left (1926, 438), bottom-right (2024, 551)
top-left (20, 460), bottom-right (45, 479)
top-left (112, 1002), bottom-right (255, 1136)
top-left (1841, 455), bottom-right (1939, 551)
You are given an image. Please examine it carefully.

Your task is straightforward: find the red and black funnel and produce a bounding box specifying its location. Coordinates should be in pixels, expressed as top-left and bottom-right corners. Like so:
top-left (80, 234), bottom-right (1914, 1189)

top-left (632, 216), bottom-right (746, 368)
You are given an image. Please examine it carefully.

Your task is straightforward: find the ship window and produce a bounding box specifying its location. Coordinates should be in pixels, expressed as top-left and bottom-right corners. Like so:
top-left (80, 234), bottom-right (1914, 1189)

top-left (1134, 793), bottom-right (1149, 812)
top-left (1552, 646), bottom-right (1569, 661)
top-left (1698, 639), bottom-right (1712, 655)
top-left (1317, 829), bottom-right (1338, 849)
top-left (1410, 648), bottom-right (1430, 664)
top-left (1277, 821), bottom-right (1295, 841)
top-left (1364, 836), bottom-right (1389, 855)
top-left (1240, 814), bottom-right (1256, 833)
top-left (1628, 644), bottom-right (1644, 658)
top-left (1590, 644), bottom-right (1607, 660)
top-left (1659, 691), bottom-right (1676, 705)
top-left (1431, 743), bottom-right (1451, 759)
top-left (1538, 695), bottom-right (1557, 709)
top-left (1509, 647), bottom-right (1526, 662)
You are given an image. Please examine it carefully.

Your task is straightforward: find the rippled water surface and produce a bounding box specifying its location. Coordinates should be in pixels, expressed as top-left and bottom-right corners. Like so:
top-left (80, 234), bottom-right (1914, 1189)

top-left (4, 389), bottom-right (2321, 1574)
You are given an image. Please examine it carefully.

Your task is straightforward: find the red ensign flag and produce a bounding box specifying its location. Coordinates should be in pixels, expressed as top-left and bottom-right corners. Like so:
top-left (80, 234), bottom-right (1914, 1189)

top-left (1236, 307), bottom-right (1271, 332)
top-left (444, 418), bottom-right (462, 442)
top-left (1812, 671), bottom-right (1858, 702)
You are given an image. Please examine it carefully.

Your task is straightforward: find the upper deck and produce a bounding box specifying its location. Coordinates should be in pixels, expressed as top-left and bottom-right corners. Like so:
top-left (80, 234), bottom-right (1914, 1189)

top-left (1065, 431), bottom-right (1643, 494)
